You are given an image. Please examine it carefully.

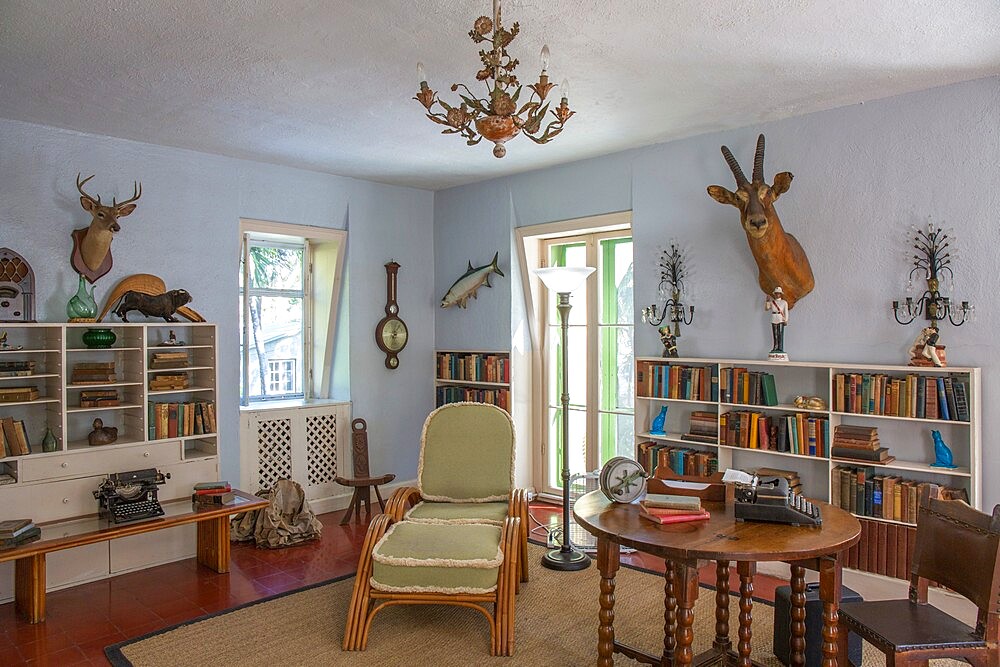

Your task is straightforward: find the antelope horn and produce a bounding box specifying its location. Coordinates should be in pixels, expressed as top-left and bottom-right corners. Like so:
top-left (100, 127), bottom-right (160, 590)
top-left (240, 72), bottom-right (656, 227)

top-left (76, 173), bottom-right (101, 205)
top-left (752, 134), bottom-right (765, 182)
top-left (720, 146), bottom-right (748, 186)
top-left (113, 181), bottom-right (142, 208)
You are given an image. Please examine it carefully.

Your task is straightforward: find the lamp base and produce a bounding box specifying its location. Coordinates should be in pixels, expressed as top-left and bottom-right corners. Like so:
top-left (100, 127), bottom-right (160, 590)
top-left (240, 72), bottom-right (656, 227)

top-left (541, 546), bottom-right (591, 571)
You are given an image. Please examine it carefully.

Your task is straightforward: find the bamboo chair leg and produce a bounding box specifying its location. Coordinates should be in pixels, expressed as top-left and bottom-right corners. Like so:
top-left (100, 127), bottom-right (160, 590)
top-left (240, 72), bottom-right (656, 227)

top-left (343, 514), bottom-right (391, 651)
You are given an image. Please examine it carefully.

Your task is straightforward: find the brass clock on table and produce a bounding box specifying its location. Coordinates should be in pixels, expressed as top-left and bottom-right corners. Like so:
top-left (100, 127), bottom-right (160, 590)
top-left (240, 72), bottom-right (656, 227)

top-left (375, 261), bottom-right (408, 369)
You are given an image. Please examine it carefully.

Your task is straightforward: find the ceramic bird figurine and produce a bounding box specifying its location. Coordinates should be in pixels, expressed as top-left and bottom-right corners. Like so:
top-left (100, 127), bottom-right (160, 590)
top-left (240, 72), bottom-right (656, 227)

top-left (930, 430), bottom-right (957, 468)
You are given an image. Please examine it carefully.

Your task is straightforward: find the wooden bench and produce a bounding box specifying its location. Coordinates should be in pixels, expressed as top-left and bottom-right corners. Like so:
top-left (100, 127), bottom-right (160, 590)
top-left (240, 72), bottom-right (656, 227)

top-left (0, 489), bottom-right (268, 623)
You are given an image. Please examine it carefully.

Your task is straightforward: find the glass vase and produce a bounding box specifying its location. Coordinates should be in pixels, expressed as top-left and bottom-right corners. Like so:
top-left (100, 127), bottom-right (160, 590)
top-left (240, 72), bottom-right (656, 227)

top-left (67, 274), bottom-right (98, 322)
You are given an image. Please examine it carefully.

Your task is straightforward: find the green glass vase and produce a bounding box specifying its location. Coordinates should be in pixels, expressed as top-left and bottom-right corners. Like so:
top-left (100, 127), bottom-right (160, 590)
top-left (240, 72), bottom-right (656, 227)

top-left (42, 426), bottom-right (58, 453)
top-left (82, 328), bottom-right (117, 349)
top-left (67, 274), bottom-right (97, 322)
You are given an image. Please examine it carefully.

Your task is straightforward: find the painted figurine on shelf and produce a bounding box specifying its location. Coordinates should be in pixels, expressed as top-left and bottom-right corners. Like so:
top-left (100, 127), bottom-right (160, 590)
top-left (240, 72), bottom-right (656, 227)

top-left (159, 330), bottom-right (185, 346)
top-left (930, 430), bottom-right (958, 469)
top-left (908, 326), bottom-right (946, 367)
top-left (765, 286), bottom-right (789, 360)
top-left (0, 331), bottom-right (22, 351)
top-left (88, 418), bottom-right (118, 447)
top-left (658, 326), bottom-right (679, 358)
top-left (650, 406), bottom-right (668, 435)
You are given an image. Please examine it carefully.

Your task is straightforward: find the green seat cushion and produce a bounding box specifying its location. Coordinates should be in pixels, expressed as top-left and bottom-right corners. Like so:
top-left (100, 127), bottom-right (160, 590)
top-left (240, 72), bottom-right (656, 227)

top-left (371, 522), bottom-right (503, 594)
top-left (419, 403), bottom-right (514, 502)
top-left (405, 501), bottom-right (509, 525)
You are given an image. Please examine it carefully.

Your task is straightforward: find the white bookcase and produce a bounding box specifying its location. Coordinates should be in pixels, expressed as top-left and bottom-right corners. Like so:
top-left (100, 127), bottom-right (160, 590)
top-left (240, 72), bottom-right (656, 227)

top-left (634, 356), bottom-right (982, 518)
top-left (0, 322), bottom-right (219, 598)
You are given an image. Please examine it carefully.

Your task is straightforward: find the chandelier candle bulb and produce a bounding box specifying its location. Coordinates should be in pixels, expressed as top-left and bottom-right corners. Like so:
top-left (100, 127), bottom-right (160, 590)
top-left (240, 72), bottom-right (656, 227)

top-left (417, 61), bottom-right (426, 85)
top-left (540, 44), bottom-right (550, 73)
top-left (560, 79), bottom-right (569, 101)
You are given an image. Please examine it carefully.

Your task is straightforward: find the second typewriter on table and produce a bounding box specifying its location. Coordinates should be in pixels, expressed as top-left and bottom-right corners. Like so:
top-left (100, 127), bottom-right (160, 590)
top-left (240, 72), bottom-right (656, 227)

top-left (733, 475), bottom-right (822, 526)
top-left (93, 468), bottom-right (171, 523)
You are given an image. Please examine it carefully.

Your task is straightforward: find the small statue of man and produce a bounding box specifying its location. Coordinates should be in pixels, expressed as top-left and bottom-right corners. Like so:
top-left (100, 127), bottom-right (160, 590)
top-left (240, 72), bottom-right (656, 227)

top-left (765, 286), bottom-right (789, 354)
top-left (658, 326), bottom-right (678, 358)
top-left (909, 326), bottom-right (944, 367)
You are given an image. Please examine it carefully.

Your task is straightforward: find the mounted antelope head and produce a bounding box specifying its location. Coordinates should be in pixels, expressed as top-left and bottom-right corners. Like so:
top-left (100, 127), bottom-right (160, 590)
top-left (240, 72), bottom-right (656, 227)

top-left (71, 173), bottom-right (142, 283)
top-left (707, 134), bottom-right (814, 309)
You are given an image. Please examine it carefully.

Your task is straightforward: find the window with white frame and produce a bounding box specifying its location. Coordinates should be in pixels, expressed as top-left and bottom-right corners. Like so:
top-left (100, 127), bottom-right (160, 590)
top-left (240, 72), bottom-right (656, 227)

top-left (238, 221), bottom-right (347, 406)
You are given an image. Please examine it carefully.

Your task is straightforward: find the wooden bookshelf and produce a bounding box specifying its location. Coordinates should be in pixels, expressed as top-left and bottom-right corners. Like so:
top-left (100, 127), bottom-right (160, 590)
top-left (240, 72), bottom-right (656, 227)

top-left (434, 350), bottom-right (511, 410)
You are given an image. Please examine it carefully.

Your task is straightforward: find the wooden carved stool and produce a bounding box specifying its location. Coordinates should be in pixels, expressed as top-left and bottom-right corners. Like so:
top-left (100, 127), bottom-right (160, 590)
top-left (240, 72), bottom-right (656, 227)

top-left (335, 418), bottom-right (395, 525)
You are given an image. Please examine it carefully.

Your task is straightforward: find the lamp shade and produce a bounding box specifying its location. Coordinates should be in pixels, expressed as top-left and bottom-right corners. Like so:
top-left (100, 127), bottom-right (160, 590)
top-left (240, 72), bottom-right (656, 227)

top-left (533, 266), bottom-right (595, 294)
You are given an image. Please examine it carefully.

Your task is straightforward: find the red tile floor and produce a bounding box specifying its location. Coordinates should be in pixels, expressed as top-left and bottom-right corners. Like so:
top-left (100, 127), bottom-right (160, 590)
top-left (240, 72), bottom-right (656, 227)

top-left (0, 503), bottom-right (785, 665)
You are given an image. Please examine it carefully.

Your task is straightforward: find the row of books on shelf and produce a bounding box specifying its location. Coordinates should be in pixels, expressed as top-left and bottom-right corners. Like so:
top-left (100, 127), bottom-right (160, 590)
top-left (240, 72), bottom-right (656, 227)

top-left (0, 417), bottom-right (31, 457)
top-left (70, 362), bottom-right (116, 385)
top-left (831, 466), bottom-right (968, 524)
top-left (0, 360), bottom-right (36, 377)
top-left (435, 387), bottom-right (510, 410)
top-left (636, 362), bottom-right (718, 401)
top-left (719, 368), bottom-right (778, 406)
top-left (148, 400), bottom-right (217, 440)
top-left (832, 373), bottom-right (969, 421)
top-left (637, 441), bottom-right (718, 478)
top-left (843, 519), bottom-right (915, 580)
top-left (149, 350), bottom-right (190, 369)
top-left (0, 386), bottom-right (39, 403)
top-left (436, 353), bottom-right (510, 384)
top-left (830, 425), bottom-right (893, 464)
top-left (0, 519), bottom-right (40, 550)
top-left (720, 410), bottom-right (830, 457)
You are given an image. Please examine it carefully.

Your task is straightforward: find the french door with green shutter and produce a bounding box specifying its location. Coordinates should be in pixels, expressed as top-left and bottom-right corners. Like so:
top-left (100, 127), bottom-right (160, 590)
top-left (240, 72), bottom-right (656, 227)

top-left (541, 231), bottom-right (634, 494)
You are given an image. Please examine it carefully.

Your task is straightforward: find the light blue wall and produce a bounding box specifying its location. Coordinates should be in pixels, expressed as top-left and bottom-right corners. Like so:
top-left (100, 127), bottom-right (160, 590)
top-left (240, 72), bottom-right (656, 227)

top-left (0, 118), bottom-right (435, 485)
top-left (435, 75), bottom-right (1000, 508)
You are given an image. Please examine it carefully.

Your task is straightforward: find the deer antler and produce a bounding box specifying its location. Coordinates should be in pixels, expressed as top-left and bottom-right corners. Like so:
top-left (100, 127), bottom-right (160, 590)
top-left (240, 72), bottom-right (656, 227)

top-left (752, 134), bottom-right (765, 183)
top-left (76, 173), bottom-right (101, 205)
top-left (720, 146), bottom-right (748, 186)
top-left (112, 181), bottom-right (142, 208)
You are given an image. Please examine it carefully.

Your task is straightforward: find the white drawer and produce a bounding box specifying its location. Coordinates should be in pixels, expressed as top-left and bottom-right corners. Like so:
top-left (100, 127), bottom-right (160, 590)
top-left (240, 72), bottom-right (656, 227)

top-left (22, 475), bottom-right (106, 522)
top-left (157, 457), bottom-right (220, 501)
top-left (19, 441), bottom-right (183, 482)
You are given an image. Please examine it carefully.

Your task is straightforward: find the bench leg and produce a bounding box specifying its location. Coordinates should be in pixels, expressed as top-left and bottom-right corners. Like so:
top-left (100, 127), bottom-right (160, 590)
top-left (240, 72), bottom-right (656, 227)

top-left (15, 553), bottom-right (46, 624)
top-left (197, 515), bottom-right (231, 573)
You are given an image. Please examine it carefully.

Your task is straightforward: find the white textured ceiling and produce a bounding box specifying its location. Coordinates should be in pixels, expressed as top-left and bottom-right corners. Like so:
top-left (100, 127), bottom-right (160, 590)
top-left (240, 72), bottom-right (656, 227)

top-left (2, 1), bottom-right (999, 190)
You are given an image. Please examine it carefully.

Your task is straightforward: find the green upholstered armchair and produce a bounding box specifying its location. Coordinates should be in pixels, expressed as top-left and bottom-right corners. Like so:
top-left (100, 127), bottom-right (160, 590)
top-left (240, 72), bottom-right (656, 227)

top-left (343, 403), bottom-right (526, 656)
top-left (384, 402), bottom-right (529, 585)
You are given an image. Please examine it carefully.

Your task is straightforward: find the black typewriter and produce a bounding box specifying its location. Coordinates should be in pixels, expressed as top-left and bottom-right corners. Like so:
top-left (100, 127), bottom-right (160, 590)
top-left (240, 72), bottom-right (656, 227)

top-left (93, 468), bottom-right (171, 523)
top-left (733, 475), bottom-right (822, 527)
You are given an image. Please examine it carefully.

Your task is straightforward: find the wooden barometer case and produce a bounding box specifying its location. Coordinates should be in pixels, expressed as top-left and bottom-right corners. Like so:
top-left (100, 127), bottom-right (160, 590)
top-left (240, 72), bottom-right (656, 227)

top-left (375, 261), bottom-right (408, 369)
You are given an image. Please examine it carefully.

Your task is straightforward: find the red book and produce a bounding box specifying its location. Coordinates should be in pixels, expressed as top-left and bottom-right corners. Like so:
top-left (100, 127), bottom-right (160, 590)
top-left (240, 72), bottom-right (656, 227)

top-left (639, 504), bottom-right (703, 517)
top-left (168, 404), bottom-right (178, 438)
top-left (195, 485), bottom-right (232, 495)
top-left (639, 509), bottom-right (710, 525)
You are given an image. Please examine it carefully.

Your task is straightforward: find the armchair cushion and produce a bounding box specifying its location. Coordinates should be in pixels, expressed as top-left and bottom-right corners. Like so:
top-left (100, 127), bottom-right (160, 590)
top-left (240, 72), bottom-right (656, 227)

top-left (418, 403), bottom-right (514, 503)
top-left (371, 521), bottom-right (503, 595)
top-left (405, 501), bottom-right (510, 526)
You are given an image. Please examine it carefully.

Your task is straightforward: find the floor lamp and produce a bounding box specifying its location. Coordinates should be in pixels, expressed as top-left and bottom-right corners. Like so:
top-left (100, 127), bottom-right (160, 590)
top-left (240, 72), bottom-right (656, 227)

top-left (534, 265), bottom-right (595, 571)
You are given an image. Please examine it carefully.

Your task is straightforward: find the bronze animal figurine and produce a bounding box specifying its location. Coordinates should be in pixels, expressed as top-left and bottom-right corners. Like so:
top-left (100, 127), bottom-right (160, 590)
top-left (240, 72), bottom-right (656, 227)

top-left (97, 274), bottom-right (205, 322)
top-left (88, 418), bottom-right (118, 446)
top-left (707, 134), bottom-right (814, 309)
top-left (72, 174), bottom-right (142, 283)
top-left (113, 289), bottom-right (193, 322)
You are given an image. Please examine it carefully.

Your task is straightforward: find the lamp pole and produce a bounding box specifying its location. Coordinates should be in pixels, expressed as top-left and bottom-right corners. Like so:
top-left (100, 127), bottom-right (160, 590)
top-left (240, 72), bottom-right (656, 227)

top-left (542, 290), bottom-right (591, 571)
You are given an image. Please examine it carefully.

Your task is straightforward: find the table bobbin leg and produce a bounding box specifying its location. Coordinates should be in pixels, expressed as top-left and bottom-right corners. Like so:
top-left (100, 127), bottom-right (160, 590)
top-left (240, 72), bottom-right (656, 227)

top-left (737, 561), bottom-right (756, 667)
top-left (674, 559), bottom-right (700, 667)
top-left (819, 556), bottom-right (843, 667)
top-left (714, 559), bottom-right (732, 653)
top-left (790, 564), bottom-right (807, 666)
top-left (596, 537), bottom-right (620, 667)
top-left (663, 559), bottom-right (677, 663)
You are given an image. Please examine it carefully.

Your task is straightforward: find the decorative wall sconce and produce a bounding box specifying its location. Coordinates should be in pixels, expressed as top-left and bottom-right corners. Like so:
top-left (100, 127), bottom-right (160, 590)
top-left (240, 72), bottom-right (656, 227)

top-left (641, 242), bottom-right (694, 356)
top-left (891, 222), bottom-right (974, 327)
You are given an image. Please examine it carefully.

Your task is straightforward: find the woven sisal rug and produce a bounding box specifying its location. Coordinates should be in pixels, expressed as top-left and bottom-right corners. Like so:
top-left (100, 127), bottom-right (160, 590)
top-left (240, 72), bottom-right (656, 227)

top-left (107, 544), bottom-right (964, 666)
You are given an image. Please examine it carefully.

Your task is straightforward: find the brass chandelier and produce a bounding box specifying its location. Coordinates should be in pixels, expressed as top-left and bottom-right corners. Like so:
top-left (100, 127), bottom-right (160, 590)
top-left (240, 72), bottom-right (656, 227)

top-left (414, 0), bottom-right (574, 158)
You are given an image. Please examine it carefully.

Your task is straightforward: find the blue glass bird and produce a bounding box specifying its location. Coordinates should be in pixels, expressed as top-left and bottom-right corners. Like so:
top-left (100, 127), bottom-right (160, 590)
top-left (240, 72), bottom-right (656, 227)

top-left (930, 430), bottom-right (957, 469)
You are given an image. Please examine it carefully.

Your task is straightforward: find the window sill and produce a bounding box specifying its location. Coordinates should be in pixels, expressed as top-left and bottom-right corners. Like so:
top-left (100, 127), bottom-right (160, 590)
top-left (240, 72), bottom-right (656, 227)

top-left (240, 397), bottom-right (350, 412)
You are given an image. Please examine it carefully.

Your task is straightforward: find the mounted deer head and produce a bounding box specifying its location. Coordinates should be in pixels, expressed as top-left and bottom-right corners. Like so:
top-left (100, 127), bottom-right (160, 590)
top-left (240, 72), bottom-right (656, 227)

top-left (71, 173), bottom-right (142, 283)
top-left (707, 134), bottom-right (814, 309)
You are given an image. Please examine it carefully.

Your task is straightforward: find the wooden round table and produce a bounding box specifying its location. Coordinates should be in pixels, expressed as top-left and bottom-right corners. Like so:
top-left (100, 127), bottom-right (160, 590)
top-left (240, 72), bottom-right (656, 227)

top-left (573, 491), bottom-right (861, 667)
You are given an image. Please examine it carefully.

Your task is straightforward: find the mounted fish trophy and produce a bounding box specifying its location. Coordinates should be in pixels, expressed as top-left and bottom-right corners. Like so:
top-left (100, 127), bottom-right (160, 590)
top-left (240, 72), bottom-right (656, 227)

top-left (440, 252), bottom-right (504, 309)
top-left (707, 135), bottom-right (814, 310)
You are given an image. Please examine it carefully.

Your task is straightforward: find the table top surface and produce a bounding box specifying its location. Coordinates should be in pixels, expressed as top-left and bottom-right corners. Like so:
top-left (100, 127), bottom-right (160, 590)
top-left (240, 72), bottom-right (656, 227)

top-left (573, 490), bottom-right (861, 562)
top-left (0, 489), bottom-right (268, 562)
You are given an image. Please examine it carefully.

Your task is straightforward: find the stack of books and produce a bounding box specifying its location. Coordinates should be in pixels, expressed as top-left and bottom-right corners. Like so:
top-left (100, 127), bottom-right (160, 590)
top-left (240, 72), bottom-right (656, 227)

top-left (0, 360), bottom-right (35, 377)
top-left (149, 373), bottom-right (189, 391)
top-left (0, 519), bottom-right (40, 549)
top-left (638, 494), bottom-right (710, 525)
top-left (192, 481), bottom-right (234, 506)
top-left (755, 467), bottom-right (803, 495)
top-left (71, 362), bottom-right (116, 385)
top-left (831, 425), bottom-right (894, 464)
top-left (150, 351), bottom-right (189, 369)
top-left (681, 411), bottom-right (719, 444)
top-left (0, 386), bottom-right (39, 402)
top-left (79, 389), bottom-right (120, 408)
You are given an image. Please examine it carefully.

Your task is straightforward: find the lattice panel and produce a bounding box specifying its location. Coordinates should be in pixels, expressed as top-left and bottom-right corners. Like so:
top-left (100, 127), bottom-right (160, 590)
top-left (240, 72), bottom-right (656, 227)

top-left (256, 417), bottom-right (293, 491)
top-left (305, 413), bottom-right (338, 486)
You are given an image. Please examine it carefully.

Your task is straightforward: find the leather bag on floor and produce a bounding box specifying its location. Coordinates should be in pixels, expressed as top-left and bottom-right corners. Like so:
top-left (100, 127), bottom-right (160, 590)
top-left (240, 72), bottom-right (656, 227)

top-left (231, 479), bottom-right (322, 548)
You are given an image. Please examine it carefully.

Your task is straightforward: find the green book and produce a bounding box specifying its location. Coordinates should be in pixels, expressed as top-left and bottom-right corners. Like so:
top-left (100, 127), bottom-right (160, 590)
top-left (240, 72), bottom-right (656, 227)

top-left (760, 373), bottom-right (779, 406)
